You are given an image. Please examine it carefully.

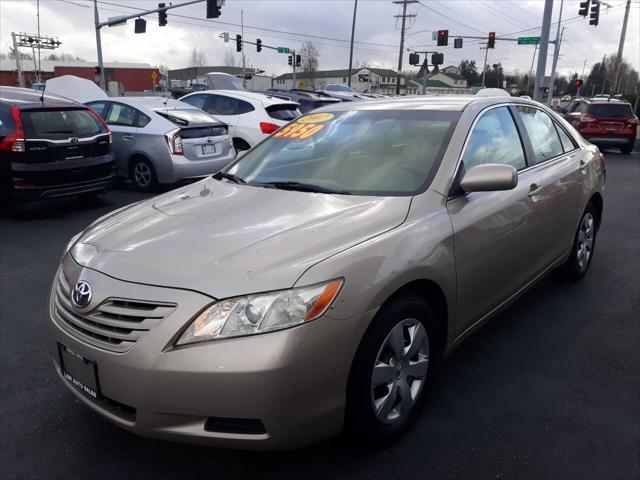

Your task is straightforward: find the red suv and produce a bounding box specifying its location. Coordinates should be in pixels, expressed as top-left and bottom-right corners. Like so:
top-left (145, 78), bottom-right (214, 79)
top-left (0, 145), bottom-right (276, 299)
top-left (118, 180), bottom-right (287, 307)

top-left (562, 98), bottom-right (637, 154)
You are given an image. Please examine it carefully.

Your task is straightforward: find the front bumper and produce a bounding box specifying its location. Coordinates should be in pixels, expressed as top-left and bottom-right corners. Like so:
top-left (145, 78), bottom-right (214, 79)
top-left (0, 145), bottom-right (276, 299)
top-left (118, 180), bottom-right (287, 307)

top-left (48, 258), bottom-right (373, 450)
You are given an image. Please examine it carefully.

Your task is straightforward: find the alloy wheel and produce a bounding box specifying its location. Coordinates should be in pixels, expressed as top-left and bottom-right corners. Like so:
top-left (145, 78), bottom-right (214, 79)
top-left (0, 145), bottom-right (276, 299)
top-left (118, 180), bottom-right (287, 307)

top-left (576, 212), bottom-right (595, 270)
top-left (133, 162), bottom-right (152, 188)
top-left (370, 318), bottom-right (429, 424)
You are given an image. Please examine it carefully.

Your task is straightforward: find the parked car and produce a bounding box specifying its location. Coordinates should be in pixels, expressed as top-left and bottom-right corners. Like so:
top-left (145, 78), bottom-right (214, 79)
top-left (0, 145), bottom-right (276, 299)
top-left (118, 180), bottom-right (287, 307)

top-left (562, 97), bottom-right (638, 154)
top-left (180, 90), bottom-right (300, 151)
top-left (0, 86), bottom-right (115, 203)
top-left (85, 97), bottom-right (235, 191)
top-left (263, 88), bottom-right (342, 113)
top-left (317, 83), bottom-right (368, 102)
top-left (50, 96), bottom-right (604, 450)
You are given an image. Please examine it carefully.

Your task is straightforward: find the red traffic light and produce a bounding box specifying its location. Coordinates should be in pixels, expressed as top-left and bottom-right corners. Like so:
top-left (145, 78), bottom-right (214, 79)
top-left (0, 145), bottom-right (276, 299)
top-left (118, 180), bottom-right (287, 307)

top-left (487, 31), bottom-right (496, 49)
top-left (93, 66), bottom-right (101, 75)
top-left (437, 29), bottom-right (448, 47)
top-left (575, 79), bottom-right (584, 87)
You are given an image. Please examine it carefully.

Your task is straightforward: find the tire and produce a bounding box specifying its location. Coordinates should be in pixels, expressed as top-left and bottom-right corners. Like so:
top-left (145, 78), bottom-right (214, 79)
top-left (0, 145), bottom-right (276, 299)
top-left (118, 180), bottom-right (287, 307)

top-left (560, 203), bottom-right (598, 281)
top-left (620, 143), bottom-right (633, 155)
top-left (233, 138), bottom-right (251, 152)
top-left (129, 157), bottom-right (158, 192)
top-left (345, 294), bottom-right (440, 446)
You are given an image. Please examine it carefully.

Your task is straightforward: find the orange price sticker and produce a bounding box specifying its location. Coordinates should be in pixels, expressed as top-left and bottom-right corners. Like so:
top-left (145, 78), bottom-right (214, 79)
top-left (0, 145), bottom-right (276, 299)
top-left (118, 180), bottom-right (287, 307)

top-left (274, 123), bottom-right (325, 140)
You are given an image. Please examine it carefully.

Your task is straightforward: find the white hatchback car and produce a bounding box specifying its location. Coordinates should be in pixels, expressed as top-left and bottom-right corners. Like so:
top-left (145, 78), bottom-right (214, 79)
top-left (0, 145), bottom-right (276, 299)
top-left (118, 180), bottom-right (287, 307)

top-left (180, 90), bottom-right (300, 151)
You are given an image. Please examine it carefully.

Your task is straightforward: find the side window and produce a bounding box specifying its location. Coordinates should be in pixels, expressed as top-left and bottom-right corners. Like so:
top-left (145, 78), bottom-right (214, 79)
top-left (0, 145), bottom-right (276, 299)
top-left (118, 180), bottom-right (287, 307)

top-left (104, 103), bottom-right (137, 127)
top-left (235, 99), bottom-right (255, 115)
top-left (516, 106), bottom-right (564, 164)
top-left (181, 94), bottom-right (208, 110)
top-left (208, 95), bottom-right (238, 116)
top-left (578, 102), bottom-right (589, 114)
top-left (567, 101), bottom-right (580, 113)
top-left (556, 124), bottom-right (577, 152)
top-left (135, 113), bottom-right (151, 128)
top-left (461, 107), bottom-right (526, 171)
top-left (0, 105), bottom-right (16, 140)
top-left (86, 101), bottom-right (109, 118)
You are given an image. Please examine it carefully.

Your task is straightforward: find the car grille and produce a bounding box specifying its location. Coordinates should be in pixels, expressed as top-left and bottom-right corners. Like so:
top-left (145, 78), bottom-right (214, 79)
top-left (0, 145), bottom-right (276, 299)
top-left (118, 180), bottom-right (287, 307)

top-left (52, 270), bottom-right (176, 353)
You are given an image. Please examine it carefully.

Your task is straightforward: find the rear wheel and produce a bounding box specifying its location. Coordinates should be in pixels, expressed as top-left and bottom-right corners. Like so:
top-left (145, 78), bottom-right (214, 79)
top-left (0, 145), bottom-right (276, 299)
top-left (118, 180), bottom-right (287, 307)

top-left (620, 143), bottom-right (633, 155)
top-left (129, 157), bottom-right (157, 192)
top-left (345, 294), bottom-right (439, 446)
top-left (561, 203), bottom-right (598, 280)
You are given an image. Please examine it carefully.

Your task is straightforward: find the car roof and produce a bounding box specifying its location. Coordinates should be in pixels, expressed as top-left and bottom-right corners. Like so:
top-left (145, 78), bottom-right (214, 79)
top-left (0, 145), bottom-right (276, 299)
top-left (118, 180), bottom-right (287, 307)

top-left (0, 86), bottom-right (84, 108)
top-left (108, 96), bottom-right (196, 109)
top-left (585, 97), bottom-right (631, 105)
top-left (194, 89), bottom-right (299, 106)
top-left (311, 95), bottom-right (534, 113)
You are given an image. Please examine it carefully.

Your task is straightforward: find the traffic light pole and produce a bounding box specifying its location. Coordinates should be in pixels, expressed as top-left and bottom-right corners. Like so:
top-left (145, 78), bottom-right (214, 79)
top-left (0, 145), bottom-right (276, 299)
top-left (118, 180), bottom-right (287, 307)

top-left (547, 0), bottom-right (564, 106)
top-left (533, 0), bottom-right (553, 102)
top-left (480, 45), bottom-right (489, 88)
top-left (292, 49), bottom-right (297, 88)
top-left (93, 0), bottom-right (205, 92)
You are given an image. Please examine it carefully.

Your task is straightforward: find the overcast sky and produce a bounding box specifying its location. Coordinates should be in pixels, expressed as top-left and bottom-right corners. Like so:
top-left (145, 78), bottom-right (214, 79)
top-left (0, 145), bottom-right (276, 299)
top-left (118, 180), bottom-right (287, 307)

top-left (1, 0), bottom-right (639, 79)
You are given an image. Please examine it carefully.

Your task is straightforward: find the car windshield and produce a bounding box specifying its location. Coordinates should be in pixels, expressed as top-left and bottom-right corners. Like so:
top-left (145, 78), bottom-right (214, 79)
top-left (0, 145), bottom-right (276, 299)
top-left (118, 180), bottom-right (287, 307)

top-left (226, 110), bottom-right (459, 196)
top-left (326, 84), bottom-right (354, 92)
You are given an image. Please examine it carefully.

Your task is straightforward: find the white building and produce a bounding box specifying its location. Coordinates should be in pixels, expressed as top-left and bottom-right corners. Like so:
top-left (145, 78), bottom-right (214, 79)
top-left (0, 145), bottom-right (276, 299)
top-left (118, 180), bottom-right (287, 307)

top-left (273, 67), bottom-right (419, 95)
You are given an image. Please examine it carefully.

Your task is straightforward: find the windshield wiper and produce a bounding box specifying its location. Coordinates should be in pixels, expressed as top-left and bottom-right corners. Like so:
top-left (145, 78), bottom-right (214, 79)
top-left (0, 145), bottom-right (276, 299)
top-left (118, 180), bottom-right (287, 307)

top-left (259, 181), bottom-right (351, 195)
top-left (214, 171), bottom-right (246, 184)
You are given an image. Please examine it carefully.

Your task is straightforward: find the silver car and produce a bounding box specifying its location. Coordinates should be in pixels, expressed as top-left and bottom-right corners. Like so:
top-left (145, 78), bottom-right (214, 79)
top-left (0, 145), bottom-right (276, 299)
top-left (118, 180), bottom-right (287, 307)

top-left (86, 97), bottom-right (235, 191)
top-left (49, 96), bottom-right (604, 450)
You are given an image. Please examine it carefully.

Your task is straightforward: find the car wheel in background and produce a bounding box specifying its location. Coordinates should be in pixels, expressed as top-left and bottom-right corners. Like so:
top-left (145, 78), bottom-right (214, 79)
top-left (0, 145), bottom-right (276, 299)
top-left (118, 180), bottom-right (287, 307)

top-left (345, 294), bottom-right (439, 446)
top-left (233, 138), bottom-right (251, 152)
top-left (561, 203), bottom-right (598, 280)
top-left (620, 143), bottom-right (633, 155)
top-left (129, 157), bottom-right (158, 192)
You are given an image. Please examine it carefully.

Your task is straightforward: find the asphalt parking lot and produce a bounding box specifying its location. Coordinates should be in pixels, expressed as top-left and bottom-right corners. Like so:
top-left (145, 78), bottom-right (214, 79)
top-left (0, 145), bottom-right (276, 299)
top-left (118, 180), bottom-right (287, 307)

top-left (1, 149), bottom-right (639, 480)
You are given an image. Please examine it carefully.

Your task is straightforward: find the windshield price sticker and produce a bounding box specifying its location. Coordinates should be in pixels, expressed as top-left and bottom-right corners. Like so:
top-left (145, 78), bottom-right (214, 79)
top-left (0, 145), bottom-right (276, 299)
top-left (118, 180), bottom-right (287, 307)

top-left (274, 123), bottom-right (325, 140)
top-left (297, 113), bottom-right (334, 124)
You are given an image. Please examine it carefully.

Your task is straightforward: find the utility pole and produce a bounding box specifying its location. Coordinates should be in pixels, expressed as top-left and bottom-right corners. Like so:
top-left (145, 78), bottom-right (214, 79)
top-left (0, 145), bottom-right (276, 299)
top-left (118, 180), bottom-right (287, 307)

top-left (547, 0), bottom-right (564, 106)
top-left (292, 49), bottom-right (297, 87)
top-left (600, 54), bottom-right (608, 93)
top-left (576, 59), bottom-right (587, 97)
top-left (393, 0), bottom-right (417, 95)
top-left (241, 9), bottom-right (246, 88)
top-left (36, 0), bottom-right (41, 83)
top-left (347, 0), bottom-right (358, 88)
top-left (612, 0), bottom-right (631, 94)
top-left (525, 44), bottom-right (538, 95)
top-left (481, 45), bottom-right (489, 88)
top-left (93, 0), bottom-right (106, 90)
top-left (533, 0), bottom-right (553, 102)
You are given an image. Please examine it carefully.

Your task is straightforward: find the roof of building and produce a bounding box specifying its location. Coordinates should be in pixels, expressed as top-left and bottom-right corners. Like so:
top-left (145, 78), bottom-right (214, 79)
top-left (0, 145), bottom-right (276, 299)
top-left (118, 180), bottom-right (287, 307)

top-left (409, 79), bottom-right (457, 88)
top-left (274, 67), bottom-right (398, 81)
top-left (168, 66), bottom-right (271, 77)
top-left (0, 59), bottom-right (153, 73)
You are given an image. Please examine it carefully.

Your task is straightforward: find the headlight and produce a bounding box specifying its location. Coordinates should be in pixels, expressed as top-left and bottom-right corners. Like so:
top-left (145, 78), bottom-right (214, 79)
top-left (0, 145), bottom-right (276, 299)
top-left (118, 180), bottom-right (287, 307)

top-left (176, 279), bottom-right (343, 346)
top-left (65, 232), bottom-right (82, 255)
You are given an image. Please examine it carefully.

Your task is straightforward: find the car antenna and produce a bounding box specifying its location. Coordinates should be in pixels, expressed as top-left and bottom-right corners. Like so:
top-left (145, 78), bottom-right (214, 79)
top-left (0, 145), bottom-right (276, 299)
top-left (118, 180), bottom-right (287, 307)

top-left (163, 95), bottom-right (171, 106)
top-left (40, 81), bottom-right (46, 105)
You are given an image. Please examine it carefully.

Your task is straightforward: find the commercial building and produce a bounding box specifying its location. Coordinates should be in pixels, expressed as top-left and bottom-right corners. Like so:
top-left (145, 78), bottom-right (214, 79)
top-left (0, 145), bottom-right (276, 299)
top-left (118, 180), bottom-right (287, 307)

top-left (168, 66), bottom-right (274, 91)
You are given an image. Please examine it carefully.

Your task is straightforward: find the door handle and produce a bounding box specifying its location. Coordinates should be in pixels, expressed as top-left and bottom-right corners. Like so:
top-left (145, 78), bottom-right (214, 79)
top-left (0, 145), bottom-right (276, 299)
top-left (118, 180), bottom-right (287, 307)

top-left (528, 183), bottom-right (543, 197)
top-left (579, 159), bottom-right (588, 170)
top-left (122, 135), bottom-right (134, 141)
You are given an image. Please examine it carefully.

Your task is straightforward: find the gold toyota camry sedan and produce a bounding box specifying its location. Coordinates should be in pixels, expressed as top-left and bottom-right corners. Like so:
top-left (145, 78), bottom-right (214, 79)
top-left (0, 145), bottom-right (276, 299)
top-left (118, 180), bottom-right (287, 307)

top-left (49, 96), bottom-right (605, 450)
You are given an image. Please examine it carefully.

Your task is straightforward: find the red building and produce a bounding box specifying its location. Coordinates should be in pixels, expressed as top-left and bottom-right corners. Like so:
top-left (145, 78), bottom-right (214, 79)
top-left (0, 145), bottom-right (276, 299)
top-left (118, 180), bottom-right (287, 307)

top-left (0, 59), bottom-right (159, 93)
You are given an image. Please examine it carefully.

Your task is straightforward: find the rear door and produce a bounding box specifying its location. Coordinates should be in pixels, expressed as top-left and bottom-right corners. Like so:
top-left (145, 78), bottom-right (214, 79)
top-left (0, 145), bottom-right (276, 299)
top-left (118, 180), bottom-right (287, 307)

top-left (202, 94), bottom-right (239, 134)
top-left (101, 102), bottom-right (140, 167)
top-left (447, 106), bottom-right (547, 333)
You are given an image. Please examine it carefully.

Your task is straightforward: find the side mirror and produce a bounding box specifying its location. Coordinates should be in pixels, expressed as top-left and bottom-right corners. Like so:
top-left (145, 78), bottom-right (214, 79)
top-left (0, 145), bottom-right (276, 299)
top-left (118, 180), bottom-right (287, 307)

top-left (460, 163), bottom-right (518, 193)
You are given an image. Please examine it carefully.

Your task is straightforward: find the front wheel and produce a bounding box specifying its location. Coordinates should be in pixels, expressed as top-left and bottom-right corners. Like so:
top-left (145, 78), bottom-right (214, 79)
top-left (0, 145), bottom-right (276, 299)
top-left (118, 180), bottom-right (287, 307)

top-left (561, 203), bottom-right (598, 280)
top-left (345, 294), bottom-right (439, 446)
top-left (620, 143), bottom-right (633, 155)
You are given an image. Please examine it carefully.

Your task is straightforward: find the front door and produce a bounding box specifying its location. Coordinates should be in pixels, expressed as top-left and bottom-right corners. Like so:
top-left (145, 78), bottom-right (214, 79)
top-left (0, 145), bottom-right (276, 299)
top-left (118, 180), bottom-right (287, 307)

top-left (447, 106), bottom-right (547, 334)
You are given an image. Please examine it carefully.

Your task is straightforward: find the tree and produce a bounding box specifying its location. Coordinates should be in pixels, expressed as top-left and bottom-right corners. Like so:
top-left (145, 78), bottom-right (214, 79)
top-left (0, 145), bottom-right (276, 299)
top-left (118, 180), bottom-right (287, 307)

top-left (223, 49), bottom-right (236, 67)
top-left (299, 41), bottom-right (320, 90)
top-left (190, 48), bottom-right (207, 68)
top-left (458, 59), bottom-right (479, 86)
top-left (482, 63), bottom-right (504, 89)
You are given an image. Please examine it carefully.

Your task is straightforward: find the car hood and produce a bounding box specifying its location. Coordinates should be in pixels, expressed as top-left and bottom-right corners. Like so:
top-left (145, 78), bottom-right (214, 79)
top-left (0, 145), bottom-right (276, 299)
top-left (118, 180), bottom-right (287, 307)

top-left (75, 178), bottom-right (411, 299)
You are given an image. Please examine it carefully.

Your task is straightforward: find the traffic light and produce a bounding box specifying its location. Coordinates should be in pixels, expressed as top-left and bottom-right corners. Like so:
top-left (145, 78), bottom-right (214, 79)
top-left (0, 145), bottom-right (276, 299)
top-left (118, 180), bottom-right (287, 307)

top-left (256, 38), bottom-right (262, 52)
top-left (437, 30), bottom-right (448, 47)
top-left (454, 38), bottom-right (463, 49)
top-left (288, 55), bottom-right (292, 66)
top-left (134, 18), bottom-right (146, 34)
top-left (93, 66), bottom-right (101, 75)
top-left (487, 32), bottom-right (496, 49)
top-left (589, 0), bottom-right (600, 26)
top-left (578, 0), bottom-right (590, 17)
top-left (575, 79), bottom-right (584, 87)
top-left (409, 52), bottom-right (420, 66)
top-left (206, 0), bottom-right (221, 18)
top-left (431, 53), bottom-right (444, 65)
top-left (295, 55), bottom-right (301, 67)
top-left (236, 34), bottom-right (242, 52)
top-left (158, 3), bottom-right (167, 26)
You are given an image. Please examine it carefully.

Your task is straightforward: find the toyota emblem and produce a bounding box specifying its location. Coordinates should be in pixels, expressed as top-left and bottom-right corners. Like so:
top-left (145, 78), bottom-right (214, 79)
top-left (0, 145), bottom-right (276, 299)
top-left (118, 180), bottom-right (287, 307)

top-left (207, 137), bottom-right (214, 144)
top-left (70, 137), bottom-right (79, 144)
top-left (71, 281), bottom-right (92, 309)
